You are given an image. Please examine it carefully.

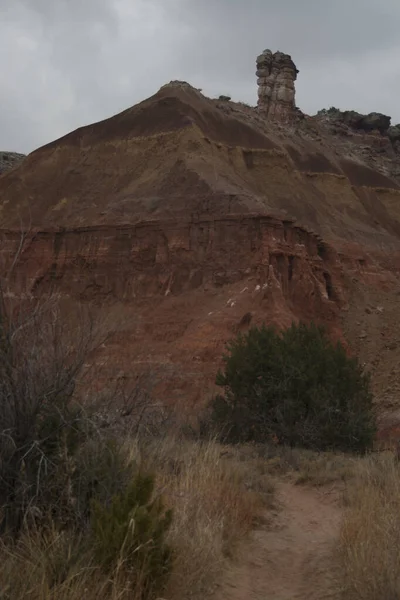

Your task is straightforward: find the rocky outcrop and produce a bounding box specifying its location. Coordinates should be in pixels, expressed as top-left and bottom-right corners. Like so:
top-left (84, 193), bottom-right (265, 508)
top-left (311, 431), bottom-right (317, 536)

top-left (256, 49), bottom-right (299, 121)
top-left (311, 107), bottom-right (400, 169)
top-left (0, 151), bottom-right (25, 175)
top-left (316, 108), bottom-right (391, 134)
top-left (361, 112), bottom-right (391, 133)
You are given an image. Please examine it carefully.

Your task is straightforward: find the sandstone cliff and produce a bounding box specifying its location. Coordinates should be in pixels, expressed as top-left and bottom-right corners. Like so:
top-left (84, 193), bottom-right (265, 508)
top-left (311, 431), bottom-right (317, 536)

top-left (2, 53), bottom-right (400, 415)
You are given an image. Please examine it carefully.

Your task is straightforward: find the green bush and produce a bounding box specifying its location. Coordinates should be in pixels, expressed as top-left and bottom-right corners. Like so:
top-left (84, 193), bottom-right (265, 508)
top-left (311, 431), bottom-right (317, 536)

top-left (0, 398), bottom-right (87, 534)
top-left (72, 437), bottom-right (136, 527)
top-left (90, 472), bottom-right (173, 599)
top-left (208, 322), bottom-right (376, 452)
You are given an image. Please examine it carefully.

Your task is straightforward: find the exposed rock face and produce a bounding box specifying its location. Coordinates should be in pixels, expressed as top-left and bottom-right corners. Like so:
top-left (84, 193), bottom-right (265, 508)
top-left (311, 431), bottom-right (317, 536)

top-left (1, 216), bottom-right (344, 406)
top-left (0, 151), bottom-right (25, 175)
top-left (256, 49), bottom-right (299, 121)
top-left (361, 112), bottom-right (391, 133)
top-left (316, 108), bottom-right (391, 134)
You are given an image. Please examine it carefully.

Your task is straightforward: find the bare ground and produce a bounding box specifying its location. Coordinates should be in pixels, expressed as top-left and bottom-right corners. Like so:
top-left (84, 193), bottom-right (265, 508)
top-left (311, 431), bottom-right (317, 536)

top-left (211, 480), bottom-right (342, 600)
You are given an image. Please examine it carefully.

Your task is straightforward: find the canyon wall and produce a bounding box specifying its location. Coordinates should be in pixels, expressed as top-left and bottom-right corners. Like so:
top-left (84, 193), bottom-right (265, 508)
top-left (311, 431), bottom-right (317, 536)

top-left (1, 215), bottom-right (344, 407)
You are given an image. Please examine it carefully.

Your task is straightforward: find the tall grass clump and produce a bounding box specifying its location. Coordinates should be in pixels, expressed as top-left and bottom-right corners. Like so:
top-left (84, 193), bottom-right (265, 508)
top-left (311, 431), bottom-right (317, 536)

top-left (143, 437), bottom-right (263, 598)
top-left (339, 452), bottom-right (400, 599)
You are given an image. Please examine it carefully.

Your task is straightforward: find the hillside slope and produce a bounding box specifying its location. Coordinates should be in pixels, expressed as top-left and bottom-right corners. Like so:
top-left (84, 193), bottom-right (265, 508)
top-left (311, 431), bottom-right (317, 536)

top-left (2, 82), bottom-right (400, 252)
top-left (1, 79), bottom-right (400, 412)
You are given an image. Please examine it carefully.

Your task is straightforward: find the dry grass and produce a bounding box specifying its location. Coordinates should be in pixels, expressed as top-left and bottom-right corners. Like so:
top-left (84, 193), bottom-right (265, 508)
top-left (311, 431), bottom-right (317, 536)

top-left (339, 452), bottom-right (400, 599)
top-left (141, 437), bottom-right (267, 598)
top-left (239, 443), bottom-right (357, 487)
top-left (0, 437), bottom-right (266, 600)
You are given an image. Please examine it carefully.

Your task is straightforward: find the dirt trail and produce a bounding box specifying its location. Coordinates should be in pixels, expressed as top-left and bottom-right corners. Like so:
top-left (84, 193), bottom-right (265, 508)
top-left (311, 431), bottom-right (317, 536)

top-left (212, 481), bottom-right (342, 600)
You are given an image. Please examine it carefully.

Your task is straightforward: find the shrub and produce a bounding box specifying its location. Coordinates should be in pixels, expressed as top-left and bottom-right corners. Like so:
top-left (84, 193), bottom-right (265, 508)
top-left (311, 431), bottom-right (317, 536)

top-left (72, 437), bottom-right (135, 524)
top-left (208, 322), bottom-right (376, 452)
top-left (0, 284), bottom-right (136, 534)
top-left (0, 437), bottom-right (262, 600)
top-left (0, 293), bottom-right (99, 535)
top-left (90, 472), bottom-right (173, 599)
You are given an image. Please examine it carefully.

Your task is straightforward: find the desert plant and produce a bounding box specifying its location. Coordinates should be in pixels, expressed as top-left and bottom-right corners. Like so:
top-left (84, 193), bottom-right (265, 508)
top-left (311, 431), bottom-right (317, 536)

top-left (90, 472), bottom-right (173, 599)
top-left (207, 322), bottom-right (376, 452)
top-left (0, 436), bottom-right (262, 600)
top-left (0, 286), bottom-right (107, 534)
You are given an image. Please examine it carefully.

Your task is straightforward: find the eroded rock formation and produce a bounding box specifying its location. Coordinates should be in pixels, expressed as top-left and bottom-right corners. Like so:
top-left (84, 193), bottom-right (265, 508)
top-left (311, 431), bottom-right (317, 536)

top-left (256, 49), bottom-right (299, 121)
top-left (2, 52), bottom-right (400, 414)
top-left (1, 215), bottom-right (344, 406)
top-left (316, 107), bottom-right (391, 134)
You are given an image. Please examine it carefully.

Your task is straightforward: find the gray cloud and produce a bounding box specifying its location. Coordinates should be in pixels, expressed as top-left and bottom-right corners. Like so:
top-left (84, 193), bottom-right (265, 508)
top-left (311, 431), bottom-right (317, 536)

top-left (1, 0), bottom-right (400, 153)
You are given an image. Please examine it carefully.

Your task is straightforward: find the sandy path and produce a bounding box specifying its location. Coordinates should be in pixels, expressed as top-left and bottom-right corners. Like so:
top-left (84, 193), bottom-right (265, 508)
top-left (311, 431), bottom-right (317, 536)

top-left (212, 481), bottom-right (342, 600)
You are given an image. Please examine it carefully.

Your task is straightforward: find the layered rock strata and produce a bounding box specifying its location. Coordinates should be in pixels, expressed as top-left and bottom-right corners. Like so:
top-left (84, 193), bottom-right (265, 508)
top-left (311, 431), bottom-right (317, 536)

top-left (256, 49), bottom-right (299, 121)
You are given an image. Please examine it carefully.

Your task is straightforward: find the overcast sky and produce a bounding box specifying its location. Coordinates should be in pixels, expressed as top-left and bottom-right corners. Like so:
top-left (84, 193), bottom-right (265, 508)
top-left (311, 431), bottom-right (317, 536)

top-left (2, 0), bottom-right (400, 154)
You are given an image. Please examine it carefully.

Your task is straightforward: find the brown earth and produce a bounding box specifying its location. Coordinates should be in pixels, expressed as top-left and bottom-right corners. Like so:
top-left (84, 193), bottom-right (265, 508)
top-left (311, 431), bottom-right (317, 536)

top-left (211, 480), bottom-right (341, 600)
top-left (1, 81), bottom-right (400, 425)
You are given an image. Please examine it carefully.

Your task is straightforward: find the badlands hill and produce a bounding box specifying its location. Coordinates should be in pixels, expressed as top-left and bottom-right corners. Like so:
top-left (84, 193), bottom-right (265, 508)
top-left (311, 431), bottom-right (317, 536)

top-left (2, 50), bottom-right (400, 422)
